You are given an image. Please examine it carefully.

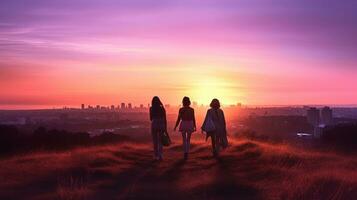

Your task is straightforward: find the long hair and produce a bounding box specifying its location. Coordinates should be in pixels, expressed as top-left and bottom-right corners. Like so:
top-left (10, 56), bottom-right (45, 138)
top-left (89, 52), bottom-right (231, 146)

top-left (210, 98), bottom-right (220, 109)
top-left (152, 96), bottom-right (163, 108)
top-left (182, 96), bottom-right (191, 107)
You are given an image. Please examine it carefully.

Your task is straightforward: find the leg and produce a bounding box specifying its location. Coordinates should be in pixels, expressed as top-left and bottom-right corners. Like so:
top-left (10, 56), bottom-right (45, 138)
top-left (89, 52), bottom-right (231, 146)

top-left (151, 129), bottom-right (159, 159)
top-left (182, 132), bottom-right (187, 153)
top-left (182, 132), bottom-right (188, 159)
top-left (210, 132), bottom-right (217, 156)
top-left (216, 133), bottom-right (222, 153)
top-left (186, 132), bottom-right (192, 153)
top-left (158, 131), bottom-right (163, 160)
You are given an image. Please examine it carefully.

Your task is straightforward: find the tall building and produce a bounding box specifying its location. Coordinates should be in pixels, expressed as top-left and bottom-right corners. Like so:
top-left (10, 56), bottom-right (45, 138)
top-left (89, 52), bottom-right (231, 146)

top-left (96, 105), bottom-right (100, 109)
top-left (321, 106), bottom-right (333, 125)
top-left (140, 104), bottom-right (144, 109)
top-left (307, 107), bottom-right (320, 126)
top-left (81, 104), bottom-right (85, 110)
top-left (121, 103), bottom-right (126, 109)
top-left (111, 105), bottom-right (115, 110)
top-left (128, 103), bottom-right (132, 109)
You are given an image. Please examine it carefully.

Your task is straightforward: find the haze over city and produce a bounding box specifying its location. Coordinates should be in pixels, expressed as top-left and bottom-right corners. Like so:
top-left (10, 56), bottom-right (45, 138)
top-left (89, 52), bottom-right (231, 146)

top-left (1, 0), bottom-right (357, 109)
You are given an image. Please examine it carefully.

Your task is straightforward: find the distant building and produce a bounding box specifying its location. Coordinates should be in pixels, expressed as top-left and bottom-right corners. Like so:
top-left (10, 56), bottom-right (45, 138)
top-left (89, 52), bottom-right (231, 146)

top-left (321, 106), bottom-right (333, 125)
top-left (314, 124), bottom-right (326, 139)
top-left (81, 104), bottom-right (85, 110)
top-left (128, 103), bottom-right (132, 109)
top-left (192, 101), bottom-right (198, 107)
top-left (111, 105), bottom-right (115, 110)
top-left (307, 107), bottom-right (320, 126)
top-left (140, 104), bottom-right (144, 109)
top-left (121, 103), bottom-right (126, 109)
top-left (96, 105), bottom-right (100, 109)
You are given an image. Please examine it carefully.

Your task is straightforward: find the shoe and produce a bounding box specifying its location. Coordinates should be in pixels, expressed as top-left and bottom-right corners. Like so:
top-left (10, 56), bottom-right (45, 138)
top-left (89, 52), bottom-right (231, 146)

top-left (184, 153), bottom-right (188, 160)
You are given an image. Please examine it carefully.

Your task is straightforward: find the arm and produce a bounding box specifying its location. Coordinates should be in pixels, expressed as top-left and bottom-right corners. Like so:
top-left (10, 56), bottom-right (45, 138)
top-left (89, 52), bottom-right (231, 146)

top-left (201, 110), bottom-right (209, 133)
top-left (221, 109), bottom-right (227, 133)
top-left (174, 109), bottom-right (181, 131)
top-left (193, 109), bottom-right (197, 131)
top-left (163, 108), bottom-right (167, 131)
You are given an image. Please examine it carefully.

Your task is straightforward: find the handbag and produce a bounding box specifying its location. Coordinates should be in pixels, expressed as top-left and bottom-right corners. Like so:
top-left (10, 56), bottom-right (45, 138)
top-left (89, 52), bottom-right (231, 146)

top-left (161, 131), bottom-right (171, 146)
top-left (202, 114), bottom-right (216, 132)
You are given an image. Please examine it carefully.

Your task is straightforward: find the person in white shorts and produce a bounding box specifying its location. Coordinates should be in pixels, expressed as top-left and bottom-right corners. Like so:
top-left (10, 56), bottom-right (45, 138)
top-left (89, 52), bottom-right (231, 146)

top-left (174, 96), bottom-right (196, 160)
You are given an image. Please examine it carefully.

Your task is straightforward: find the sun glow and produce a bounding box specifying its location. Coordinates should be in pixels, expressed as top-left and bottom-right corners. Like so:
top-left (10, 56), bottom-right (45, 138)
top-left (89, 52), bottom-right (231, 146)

top-left (189, 75), bottom-right (240, 106)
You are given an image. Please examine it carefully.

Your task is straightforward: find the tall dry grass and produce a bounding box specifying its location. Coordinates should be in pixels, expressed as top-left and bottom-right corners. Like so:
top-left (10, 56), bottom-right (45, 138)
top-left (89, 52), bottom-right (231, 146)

top-left (0, 139), bottom-right (356, 200)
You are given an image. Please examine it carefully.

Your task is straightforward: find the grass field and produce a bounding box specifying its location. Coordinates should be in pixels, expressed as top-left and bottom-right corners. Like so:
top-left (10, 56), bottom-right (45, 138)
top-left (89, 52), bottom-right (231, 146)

top-left (1, 137), bottom-right (356, 200)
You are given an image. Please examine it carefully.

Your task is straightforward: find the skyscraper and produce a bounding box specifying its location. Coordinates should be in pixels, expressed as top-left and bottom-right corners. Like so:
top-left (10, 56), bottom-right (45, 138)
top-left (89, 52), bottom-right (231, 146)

top-left (128, 103), bottom-right (132, 109)
top-left (121, 103), bottom-right (126, 109)
top-left (307, 107), bottom-right (320, 126)
top-left (321, 106), bottom-right (333, 125)
top-left (81, 104), bottom-right (85, 110)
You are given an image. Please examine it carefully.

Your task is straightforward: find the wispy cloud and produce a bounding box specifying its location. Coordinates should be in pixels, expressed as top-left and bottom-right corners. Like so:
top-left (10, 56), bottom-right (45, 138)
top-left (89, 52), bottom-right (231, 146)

top-left (0, 0), bottom-right (357, 106)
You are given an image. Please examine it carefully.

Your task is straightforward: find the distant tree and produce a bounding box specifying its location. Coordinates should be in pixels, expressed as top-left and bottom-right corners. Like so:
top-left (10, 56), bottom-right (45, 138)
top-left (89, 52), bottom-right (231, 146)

top-left (0, 125), bottom-right (21, 153)
top-left (0, 125), bottom-right (126, 156)
top-left (322, 123), bottom-right (357, 151)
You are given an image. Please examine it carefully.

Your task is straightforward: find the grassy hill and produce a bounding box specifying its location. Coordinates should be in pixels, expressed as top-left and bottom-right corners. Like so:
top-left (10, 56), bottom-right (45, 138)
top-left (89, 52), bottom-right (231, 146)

top-left (1, 138), bottom-right (356, 200)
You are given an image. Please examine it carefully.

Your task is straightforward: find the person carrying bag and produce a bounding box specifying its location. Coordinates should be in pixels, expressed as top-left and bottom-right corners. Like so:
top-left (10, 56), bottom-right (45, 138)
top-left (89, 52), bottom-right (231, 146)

top-left (161, 131), bottom-right (172, 147)
top-left (201, 98), bottom-right (228, 157)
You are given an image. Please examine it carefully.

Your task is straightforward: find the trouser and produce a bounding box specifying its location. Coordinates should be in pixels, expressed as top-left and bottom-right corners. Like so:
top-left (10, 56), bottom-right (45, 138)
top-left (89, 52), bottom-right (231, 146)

top-left (181, 131), bottom-right (192, 153)
top-left (209, 131), bottom-right (219, 153)
top-left (151, 129), bottom-right (163, 158)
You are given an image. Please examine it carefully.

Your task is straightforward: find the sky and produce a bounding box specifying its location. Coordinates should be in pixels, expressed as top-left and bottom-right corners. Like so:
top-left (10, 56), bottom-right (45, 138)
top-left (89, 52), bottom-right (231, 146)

top-left (1, 0), bottom-right (357, 109)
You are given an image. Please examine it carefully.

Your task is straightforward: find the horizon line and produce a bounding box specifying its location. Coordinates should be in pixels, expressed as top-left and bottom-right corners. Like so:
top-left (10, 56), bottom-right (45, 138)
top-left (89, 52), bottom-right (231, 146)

top-left (1, 103), bottom-right (357, 111)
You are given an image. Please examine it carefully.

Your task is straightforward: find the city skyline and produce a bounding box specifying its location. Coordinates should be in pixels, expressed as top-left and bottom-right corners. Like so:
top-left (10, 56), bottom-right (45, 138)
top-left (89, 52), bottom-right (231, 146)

top-left (1, 0), bottom-right (357, 109)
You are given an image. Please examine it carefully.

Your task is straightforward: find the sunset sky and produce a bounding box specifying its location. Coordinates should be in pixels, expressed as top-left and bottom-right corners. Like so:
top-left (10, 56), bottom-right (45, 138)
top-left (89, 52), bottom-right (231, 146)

top-left (1, 0), bottom-right (357, 109)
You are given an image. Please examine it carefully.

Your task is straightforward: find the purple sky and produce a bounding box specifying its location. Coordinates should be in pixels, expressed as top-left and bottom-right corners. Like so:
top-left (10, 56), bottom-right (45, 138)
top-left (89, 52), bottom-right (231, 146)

top-left (1, 0), bottom-right (357, 107)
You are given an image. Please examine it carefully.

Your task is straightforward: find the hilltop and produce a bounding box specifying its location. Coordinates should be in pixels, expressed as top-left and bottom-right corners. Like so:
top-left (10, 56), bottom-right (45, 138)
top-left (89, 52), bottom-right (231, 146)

top-left (1, 138), bottom-right (356, 200)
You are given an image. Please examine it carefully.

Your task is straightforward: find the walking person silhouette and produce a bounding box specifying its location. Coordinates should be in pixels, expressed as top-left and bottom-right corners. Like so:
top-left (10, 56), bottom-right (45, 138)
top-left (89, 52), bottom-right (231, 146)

top-left (174, 96), bottom-right (196, 160)
top-left (149, 96), bottom-right (167, 161)
top-left (202, 98), bottom-right (228, 157)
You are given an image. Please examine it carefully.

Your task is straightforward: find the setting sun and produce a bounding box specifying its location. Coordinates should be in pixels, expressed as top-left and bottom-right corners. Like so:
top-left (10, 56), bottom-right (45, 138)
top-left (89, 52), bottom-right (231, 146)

top-left (189, 75), bottom-right (241, 105)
